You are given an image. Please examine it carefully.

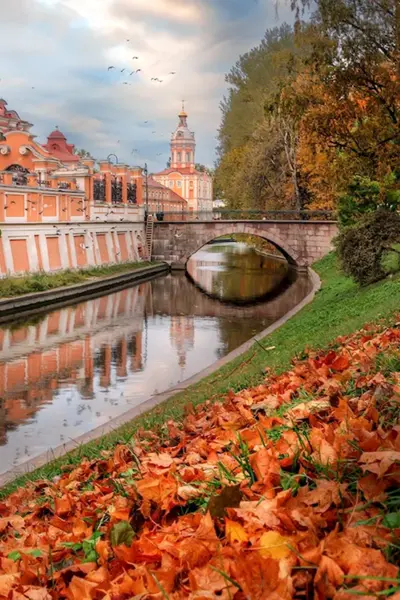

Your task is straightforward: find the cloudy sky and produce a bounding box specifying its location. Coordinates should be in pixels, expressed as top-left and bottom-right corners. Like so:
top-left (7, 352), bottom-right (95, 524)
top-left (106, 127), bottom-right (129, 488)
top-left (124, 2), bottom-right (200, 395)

top-left (0, 0), bottom-right (292, 172)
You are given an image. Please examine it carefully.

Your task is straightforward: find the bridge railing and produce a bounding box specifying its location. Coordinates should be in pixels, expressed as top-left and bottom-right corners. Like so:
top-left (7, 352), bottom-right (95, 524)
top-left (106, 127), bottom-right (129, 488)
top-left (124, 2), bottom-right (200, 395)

top-left (148, 209), bottom-right (337, 222)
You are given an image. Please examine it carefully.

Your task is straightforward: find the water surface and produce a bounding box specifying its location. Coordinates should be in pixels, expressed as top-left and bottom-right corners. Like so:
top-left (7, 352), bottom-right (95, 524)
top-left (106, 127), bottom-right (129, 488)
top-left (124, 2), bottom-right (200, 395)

top-left (0, 243), bottom-right (312, 474)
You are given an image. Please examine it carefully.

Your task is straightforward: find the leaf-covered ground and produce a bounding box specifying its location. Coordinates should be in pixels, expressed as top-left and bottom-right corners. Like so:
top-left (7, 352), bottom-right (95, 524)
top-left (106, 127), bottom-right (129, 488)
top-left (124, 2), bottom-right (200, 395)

top-left (1, 321), bottom-right (400, 599)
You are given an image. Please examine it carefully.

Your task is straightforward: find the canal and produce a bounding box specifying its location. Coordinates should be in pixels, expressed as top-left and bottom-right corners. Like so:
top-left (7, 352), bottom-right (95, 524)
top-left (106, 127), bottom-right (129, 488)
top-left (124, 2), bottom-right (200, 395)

top-left (0, 242), bottom-right (312, 475)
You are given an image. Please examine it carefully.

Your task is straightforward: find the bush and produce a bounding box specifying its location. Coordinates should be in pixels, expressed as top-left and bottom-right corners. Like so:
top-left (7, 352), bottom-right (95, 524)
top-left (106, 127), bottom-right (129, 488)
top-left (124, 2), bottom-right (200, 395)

top-left (336, 209), bottom-right (400, 285)
top-left (338, 175), bottom-right (400, 227)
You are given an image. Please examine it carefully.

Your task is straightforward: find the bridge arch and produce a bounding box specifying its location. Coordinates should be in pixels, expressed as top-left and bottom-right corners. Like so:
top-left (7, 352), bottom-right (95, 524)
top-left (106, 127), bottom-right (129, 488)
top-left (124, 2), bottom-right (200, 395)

top-left (182, 224), bottom-right (300, 266)
top-left (151, 220), bottom-right (338, 269)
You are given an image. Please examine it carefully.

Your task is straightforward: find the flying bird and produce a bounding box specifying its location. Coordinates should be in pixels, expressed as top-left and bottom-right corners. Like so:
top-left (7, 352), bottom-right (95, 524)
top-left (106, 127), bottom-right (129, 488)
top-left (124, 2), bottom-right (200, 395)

top-left (135, 69), bottom-right (141, 73)
top-left (129, 71), bottom-right (134, 76)
top-left (121, 68), bottom-right (126, 73)
top-left (169, 72), bottom-right (176, 75)
top-left (144, 120), bottom-right (149, 123)
top-left (132, 56), bottom-right (139, 59)
top-left (152, 131), bottom-right (156, 134)
top-left (108, 66), bottom-right (115, 71)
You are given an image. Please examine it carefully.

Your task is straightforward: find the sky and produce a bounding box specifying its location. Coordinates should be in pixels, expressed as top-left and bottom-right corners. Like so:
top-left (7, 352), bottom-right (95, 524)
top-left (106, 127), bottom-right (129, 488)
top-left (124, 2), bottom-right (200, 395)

top-left (0, 0), bottom-right (293, 172)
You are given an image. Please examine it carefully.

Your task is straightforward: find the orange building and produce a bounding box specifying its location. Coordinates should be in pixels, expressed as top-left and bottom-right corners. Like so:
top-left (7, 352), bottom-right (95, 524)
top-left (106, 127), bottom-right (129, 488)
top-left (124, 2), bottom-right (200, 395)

top-left (0, 99), bottom-right (146, 276)
top-left (0, 99), bottom-right (32, 135)
top-left (147, 176), bottom-right (187, 213)
top-left (153, 105), bottom-right (213, 213)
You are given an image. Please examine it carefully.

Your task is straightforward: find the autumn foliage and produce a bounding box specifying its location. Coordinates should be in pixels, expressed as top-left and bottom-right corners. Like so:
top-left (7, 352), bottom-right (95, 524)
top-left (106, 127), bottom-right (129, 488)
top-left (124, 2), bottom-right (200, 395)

top-left (1, 322), bottom-right (400, 598)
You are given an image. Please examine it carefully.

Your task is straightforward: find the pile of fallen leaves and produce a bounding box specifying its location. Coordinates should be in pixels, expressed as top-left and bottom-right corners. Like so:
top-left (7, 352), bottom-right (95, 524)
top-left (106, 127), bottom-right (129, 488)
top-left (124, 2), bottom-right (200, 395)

top-left (1, 322), bottom-right (400, 599)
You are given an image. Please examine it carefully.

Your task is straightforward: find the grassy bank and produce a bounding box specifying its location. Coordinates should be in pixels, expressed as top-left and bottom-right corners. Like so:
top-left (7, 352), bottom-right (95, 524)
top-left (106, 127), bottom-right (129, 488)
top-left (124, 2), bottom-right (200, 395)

top-left (0, 261), bottom-right (154, 298)
top-left (2, 252), bottom-right (400, 496)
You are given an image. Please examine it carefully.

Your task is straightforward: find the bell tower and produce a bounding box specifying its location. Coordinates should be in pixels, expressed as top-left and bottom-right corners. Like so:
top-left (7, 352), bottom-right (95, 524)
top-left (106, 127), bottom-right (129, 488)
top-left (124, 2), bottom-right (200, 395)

top-left (170, 102), bottom-right (196, 171)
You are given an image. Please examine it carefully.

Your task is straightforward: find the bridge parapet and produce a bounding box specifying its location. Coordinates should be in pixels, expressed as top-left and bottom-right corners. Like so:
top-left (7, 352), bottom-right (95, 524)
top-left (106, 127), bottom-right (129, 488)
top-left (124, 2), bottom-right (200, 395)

top-left (149, 209), bottom-right (336, 222)
top-left (151, 218), bottom-right (338, 269)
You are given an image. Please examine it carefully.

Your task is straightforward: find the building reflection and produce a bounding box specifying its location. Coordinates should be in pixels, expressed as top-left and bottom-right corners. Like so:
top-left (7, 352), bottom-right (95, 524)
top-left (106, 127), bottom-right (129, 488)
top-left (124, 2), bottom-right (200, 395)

top-left (0, 286), bottom-right (146, 444)
top-left (170, 317), bottom-right (195, 368)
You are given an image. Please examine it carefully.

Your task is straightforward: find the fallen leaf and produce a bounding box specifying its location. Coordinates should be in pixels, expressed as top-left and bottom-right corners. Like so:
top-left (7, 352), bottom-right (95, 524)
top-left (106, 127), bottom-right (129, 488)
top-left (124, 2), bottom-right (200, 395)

top-left (110, 521), bottom-right (135, 547)
top-left (207, 484), bottom-right (242, 518)
top-left (225, 519), bottom-right (248, 543)
top-left (258, 531), bottom-right (292, 559)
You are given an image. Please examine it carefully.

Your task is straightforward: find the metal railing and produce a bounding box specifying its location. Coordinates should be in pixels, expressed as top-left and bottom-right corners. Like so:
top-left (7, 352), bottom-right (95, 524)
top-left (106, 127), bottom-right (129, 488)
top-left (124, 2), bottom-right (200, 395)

top-left (149, 209), bottom-right (336, 222)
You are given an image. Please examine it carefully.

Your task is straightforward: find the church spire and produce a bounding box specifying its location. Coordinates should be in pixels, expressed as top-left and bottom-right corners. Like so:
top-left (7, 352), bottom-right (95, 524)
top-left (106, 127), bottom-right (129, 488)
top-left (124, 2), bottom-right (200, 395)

top-left (178, 100), bottom-right (187, 126)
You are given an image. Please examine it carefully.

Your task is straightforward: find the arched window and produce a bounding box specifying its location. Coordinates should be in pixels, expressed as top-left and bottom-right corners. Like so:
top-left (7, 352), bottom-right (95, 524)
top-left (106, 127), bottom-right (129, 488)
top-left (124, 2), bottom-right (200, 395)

top-left (177, 152), bottom-right (181, 162)
top-left (186, 152), bottom-right (190, 162)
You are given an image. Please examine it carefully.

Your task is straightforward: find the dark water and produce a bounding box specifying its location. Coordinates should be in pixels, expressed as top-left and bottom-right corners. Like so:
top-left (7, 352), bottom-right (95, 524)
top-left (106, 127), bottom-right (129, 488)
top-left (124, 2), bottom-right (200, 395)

top-left (0, 243), bottom-right (312, 475)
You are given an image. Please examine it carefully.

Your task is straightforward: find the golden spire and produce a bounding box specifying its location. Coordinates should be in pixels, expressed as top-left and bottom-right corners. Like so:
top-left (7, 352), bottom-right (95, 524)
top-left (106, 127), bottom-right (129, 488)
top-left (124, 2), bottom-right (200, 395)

top-left (179, 99), bottom-right (187, 118)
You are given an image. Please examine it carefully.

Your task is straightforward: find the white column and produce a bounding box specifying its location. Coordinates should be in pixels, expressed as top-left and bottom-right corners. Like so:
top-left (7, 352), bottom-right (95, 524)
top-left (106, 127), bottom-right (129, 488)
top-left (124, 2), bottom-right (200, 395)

top-left (1, 234), bottom-right (13, 274)
top-left (105, 231), bottom-right (114, 264)
top-left (27, 234), bottom-right (39, 272)
top-left (85, 231), bottom-right (96, 266)
top-left (93, 232), bottom-right (101, 265)
top-left (69, 233), bottom-right (77, 268)
top-left (59, 232), bottom-right (70, 270)
top-left (38, 233), bottom-right (49, 271)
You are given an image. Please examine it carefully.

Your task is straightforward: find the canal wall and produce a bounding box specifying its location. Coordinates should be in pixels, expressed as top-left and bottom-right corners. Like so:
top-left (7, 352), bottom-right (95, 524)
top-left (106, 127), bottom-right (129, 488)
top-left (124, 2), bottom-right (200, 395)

top-left (0, 262), bottom-right (169, 322)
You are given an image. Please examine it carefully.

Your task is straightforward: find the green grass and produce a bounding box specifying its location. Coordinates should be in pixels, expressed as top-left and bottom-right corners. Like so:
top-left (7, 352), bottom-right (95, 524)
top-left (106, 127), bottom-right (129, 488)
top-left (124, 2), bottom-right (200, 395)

top-left (1, 252), bottom-right (400, 497)
top-left (0, 262), bottom-right (155, 298)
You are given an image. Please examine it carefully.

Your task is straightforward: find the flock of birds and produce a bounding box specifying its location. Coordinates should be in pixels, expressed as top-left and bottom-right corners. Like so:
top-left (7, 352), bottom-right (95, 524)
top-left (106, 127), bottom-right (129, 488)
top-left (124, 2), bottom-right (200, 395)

top-left (107, 40), bottom-right (177, 86)
top-left (105, 41), bottom-right (178, 159)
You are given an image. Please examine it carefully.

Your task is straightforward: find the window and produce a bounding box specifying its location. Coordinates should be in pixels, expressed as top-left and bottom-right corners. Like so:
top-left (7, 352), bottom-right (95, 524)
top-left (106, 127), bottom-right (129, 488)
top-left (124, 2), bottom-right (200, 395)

top-left (186, 152), bottom-right (190, 163)
top-left (177, 181), bottom-right (182, 188)
top-left (169, 180), bottom-right (173, 187)
top-left (177, 152), bottom-right (181, 162)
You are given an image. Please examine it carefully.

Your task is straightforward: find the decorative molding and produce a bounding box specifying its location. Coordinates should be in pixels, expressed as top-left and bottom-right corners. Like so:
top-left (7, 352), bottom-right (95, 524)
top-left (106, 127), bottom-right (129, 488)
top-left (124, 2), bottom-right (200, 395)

top-left (0, 145), bottom-right (10, 156)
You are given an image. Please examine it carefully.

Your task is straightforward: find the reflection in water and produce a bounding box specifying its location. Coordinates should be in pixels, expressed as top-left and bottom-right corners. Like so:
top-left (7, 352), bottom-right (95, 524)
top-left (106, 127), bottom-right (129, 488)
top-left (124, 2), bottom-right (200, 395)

top-left (187, 242), bottom-right (289, 303)
top-left (0, 243), bottom-right (312, 474)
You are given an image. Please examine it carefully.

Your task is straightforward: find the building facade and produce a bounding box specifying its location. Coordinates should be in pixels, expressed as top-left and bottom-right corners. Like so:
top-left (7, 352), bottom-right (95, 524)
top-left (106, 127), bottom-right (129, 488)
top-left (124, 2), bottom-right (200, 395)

top-left (147, 176), bottom-right (187, 213)
top-left (0, 100), bottom-right (146, 276)
top-left (153, 105), bottom-right (213, 213)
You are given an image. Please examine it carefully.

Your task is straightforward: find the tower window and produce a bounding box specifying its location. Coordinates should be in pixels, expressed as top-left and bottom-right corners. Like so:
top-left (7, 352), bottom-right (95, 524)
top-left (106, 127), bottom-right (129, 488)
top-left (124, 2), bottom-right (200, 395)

top-left (186, 152), bottom-right (190, 162)
top-left (177, 152), bottom-right (181, 162)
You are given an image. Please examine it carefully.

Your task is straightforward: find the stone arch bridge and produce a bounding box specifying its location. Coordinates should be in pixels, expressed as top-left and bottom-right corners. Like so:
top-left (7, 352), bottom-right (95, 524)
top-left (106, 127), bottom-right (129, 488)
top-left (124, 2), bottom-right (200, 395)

top-left (151, 219), bottom-right (338, 269)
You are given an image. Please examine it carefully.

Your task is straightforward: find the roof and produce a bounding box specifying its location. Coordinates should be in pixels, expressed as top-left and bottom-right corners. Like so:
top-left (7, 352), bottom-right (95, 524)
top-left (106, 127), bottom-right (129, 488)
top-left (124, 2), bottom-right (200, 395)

top-left (48, 129), bottom-right (67, 140)
top-left (169, 189), bottom-right (187, 204)
top-left (48, 150), bottom-right (79, 163)
top-left (147, 176), bottom-right (166, 189)
top-left (154, 167), bottom-right (206, 176)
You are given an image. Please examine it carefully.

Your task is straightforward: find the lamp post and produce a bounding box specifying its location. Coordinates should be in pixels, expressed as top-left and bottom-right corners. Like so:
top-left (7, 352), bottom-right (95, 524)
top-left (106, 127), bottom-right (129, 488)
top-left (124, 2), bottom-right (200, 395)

top-left (143, 162), bottom-right (149, 222)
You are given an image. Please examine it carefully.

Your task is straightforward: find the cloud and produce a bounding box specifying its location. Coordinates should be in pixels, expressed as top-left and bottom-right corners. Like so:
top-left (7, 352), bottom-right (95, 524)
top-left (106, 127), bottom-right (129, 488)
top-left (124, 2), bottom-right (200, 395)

top-left (0, 0), bottom-right (292, 171)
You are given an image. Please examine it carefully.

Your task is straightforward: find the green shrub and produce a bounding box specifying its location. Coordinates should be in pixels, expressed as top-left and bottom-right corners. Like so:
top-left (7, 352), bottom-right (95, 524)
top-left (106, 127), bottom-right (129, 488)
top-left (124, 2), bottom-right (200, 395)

top-left (336, 209), bottom-right (400, 286)
top-left (338, 175), bottom-right (400, 227)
